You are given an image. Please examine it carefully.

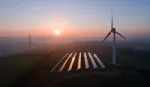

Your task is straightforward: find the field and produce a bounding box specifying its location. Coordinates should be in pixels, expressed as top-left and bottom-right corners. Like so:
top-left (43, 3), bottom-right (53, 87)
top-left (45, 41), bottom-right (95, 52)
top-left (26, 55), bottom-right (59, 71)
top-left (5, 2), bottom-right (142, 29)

top-left (0, 41), bottom-right (150, 87)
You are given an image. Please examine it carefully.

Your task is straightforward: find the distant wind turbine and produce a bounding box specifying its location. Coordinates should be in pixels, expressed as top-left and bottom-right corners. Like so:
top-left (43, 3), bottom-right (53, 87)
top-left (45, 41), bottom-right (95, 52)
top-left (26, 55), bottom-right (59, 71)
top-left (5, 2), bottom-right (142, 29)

top-left (102, 12), bottom-right (126, 65)
top-left (29, 33), bottom-right (32, 49)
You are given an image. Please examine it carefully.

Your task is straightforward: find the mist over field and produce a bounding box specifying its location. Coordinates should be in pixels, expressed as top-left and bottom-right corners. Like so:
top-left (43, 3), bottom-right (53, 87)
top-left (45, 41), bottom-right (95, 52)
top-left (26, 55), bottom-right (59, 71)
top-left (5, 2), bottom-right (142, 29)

top-left (0, 36), bottom-right (149, 57)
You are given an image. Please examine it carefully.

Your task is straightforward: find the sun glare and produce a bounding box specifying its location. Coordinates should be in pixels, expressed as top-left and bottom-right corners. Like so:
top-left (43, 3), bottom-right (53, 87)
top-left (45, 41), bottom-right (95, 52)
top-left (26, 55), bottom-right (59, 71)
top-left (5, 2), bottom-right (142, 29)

top-left (54, 29), bottom-right (60, 36)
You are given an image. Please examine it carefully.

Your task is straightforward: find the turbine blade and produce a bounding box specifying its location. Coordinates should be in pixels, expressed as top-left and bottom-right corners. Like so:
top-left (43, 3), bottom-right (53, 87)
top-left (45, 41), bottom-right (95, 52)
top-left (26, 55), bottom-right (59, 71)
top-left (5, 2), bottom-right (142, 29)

top-left (111, 11), bottom-right (113, 30)
top-left (115, 32), bottom-right (126, 40)
top-left (101, 31), bottom-right (111, 43)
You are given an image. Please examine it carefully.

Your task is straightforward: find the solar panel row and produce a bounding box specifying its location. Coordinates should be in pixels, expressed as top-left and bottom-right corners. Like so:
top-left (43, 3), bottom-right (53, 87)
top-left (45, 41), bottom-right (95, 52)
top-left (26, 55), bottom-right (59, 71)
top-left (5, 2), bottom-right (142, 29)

top-left (51, 52), bottom-right (105, 72)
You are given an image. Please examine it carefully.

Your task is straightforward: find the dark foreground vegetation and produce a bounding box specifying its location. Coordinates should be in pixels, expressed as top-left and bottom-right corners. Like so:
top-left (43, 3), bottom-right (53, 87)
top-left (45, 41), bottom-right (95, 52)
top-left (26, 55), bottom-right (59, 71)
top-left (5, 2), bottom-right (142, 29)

top-left (0, 41), bottom-right (150, 87)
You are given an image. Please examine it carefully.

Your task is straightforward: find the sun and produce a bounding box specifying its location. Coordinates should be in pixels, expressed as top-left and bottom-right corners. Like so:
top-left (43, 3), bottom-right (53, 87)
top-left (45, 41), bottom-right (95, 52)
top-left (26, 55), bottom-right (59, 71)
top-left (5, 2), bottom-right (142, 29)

top-left (54, 29), bottom-right (60, 36)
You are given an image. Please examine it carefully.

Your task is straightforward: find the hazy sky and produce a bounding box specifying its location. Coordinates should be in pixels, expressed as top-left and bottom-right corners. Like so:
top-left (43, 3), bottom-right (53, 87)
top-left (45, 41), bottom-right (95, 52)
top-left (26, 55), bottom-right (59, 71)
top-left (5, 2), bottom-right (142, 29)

top-left (0, 0), bottom-right (150, 37)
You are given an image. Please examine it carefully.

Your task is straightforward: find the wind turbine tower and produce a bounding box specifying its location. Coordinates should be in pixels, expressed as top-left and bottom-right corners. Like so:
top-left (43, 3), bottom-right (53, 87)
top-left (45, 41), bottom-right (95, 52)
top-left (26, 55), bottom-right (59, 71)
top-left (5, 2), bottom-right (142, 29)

top-left (29, 33), bottom-right (32, 49)
top-left (102, 13), bottom-right (126, 65)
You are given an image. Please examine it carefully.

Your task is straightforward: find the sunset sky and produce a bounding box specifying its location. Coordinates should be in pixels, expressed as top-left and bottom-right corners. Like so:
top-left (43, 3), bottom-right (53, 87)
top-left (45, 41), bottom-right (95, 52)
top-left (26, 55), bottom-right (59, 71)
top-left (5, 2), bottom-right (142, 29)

top-left (0, 0), bottom-right (150, 38)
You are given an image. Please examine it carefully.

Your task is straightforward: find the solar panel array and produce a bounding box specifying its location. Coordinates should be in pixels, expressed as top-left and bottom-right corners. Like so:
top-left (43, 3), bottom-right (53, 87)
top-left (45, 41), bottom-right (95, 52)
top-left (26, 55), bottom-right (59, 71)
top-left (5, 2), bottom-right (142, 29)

top-left (51, 52), bottom-right (105, 72)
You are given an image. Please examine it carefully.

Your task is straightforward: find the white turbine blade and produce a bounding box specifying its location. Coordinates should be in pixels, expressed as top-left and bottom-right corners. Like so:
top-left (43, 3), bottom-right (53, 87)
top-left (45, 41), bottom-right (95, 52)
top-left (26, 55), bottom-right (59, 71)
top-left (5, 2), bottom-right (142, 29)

top-left (115, 32), bottom-right (126, 40)
top-left (102, 31), bottom-right (112, 43)
top-left (111, 11), bottom-right (113, 30)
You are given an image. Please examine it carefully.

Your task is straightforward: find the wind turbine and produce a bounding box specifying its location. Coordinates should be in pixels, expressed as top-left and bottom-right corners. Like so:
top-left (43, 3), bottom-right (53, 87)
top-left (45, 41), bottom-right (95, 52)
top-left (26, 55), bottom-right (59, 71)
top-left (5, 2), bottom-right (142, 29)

top-left (102, 13), bottom-right (126, 66)
top-left (29, 33), bottom-right (32, 49)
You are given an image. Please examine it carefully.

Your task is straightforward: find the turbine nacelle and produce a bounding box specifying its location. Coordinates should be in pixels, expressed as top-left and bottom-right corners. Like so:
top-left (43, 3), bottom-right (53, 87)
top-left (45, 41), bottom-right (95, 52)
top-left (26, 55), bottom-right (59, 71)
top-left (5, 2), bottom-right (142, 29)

top-left (101, 12), bottom-right (127, 43)
top-left (102, 28), bottom-right (126, 43)
top-left (111, 28), bottom-right (116, 33)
